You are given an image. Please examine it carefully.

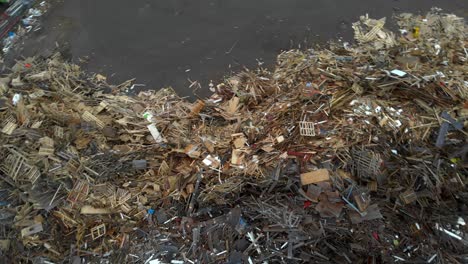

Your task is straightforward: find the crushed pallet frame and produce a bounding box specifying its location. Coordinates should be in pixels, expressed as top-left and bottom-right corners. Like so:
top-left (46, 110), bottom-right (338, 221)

top-left (1, 148), bottom-right (40, 184)
top-left (299, 121), bottom-right (316, 136)
top-left (67, 180), bottom-right (90, 207)
top-left (81, 111), bottom-right (105, 129)
top-left (90, 224), bottom-right (106, 240)
top-left (351, 149), bottom-right (383, 182)
top-left (1, 116), bottom-right (17, 135)
top-left (54, 126), bottom-right (64, 139)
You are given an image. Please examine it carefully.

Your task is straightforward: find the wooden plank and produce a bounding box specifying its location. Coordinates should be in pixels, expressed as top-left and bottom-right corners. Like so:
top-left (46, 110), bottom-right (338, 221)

top-left (300, 169), bottom-right (330, 185)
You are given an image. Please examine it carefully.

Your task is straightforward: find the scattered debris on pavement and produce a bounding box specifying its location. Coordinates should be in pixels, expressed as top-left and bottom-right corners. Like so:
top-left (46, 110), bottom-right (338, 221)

top-left (0, 8), bottom-right (467, 263)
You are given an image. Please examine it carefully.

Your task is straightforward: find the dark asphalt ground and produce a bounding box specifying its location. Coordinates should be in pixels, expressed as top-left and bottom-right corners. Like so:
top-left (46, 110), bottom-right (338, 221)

top-left (11, 0), bottom-right (468, 99)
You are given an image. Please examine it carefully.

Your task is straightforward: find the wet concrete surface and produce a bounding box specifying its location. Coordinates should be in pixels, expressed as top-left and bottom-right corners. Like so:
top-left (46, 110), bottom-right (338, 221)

top-left (12, 0), bottom-right (468, 99)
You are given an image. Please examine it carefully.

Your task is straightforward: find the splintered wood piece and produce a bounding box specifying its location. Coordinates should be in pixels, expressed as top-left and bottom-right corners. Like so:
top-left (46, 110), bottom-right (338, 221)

top-left (1, 115), bottom-right (15, 127)
top-left (31, 121), bottom-right (43, 129)
top-left (190, 99), bottom-right (205, 116)
top-left (38, 146), bottom-right (54, 156)
top-left (231, 149), bottom-right (244, 166)
top-left (113, 188), bottom-right (131, 208)
top-left (81, 111), bottom-right (105, 129)
top-left (94, 101), bottom-right (108, 114)
top-left (1, 122), bottom-right (17, 135)
top-left (120, 203), bottom-right (132, 213)
top-left (300, 169), bottom-right (330, 185)
top-left (225, 96), bottom-right (240, 114)
top-left (38, 137), bottom-right (55, 156)
top-left (231, 133), bottom-right (247, 149)
top-left (54, 126), bottom-right (64, 138)
top-left (39, 137), bottom-right (54, 147)
top-left (184, 145), bottom-right (201, 158)
top-left (21, 223), bottom-right (43, 237)
top-left (28, 89), bottom-right (46, 99)
top-left (276, 135), bottom-right (285, 143)
top-left (400, 189), bottom-right (417, 204)
top-left (367, 181), bottom-right (378, 192)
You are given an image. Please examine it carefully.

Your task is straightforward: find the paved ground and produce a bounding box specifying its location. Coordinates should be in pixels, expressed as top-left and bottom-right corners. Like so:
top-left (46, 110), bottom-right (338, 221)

top-left (11, 0), bottom-right (468, 99)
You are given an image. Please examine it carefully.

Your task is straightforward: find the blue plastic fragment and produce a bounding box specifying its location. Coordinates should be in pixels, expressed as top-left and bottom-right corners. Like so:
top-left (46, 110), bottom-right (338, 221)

top-left (148, 208), bottom-right (155, 215)
top-left (238, 217), bottom-right (247, 227)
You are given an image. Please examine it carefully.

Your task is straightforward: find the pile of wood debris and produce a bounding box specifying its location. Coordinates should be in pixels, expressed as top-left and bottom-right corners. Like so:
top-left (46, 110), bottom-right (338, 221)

top-left (0, 9), bottom-right (466, 263)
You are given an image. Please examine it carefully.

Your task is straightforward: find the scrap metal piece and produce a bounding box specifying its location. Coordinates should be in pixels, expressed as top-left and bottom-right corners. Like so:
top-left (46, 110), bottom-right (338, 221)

top-left (435, 111), bottom-right (464, 148)
top-left (348, 204), bottom-right (383, 224)
top-left (190, 227), bottom-right (200, 254)
top-left (187, 171), bottom-right (202, 216)
top-left (132, 160), bottom-right (147, 170)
